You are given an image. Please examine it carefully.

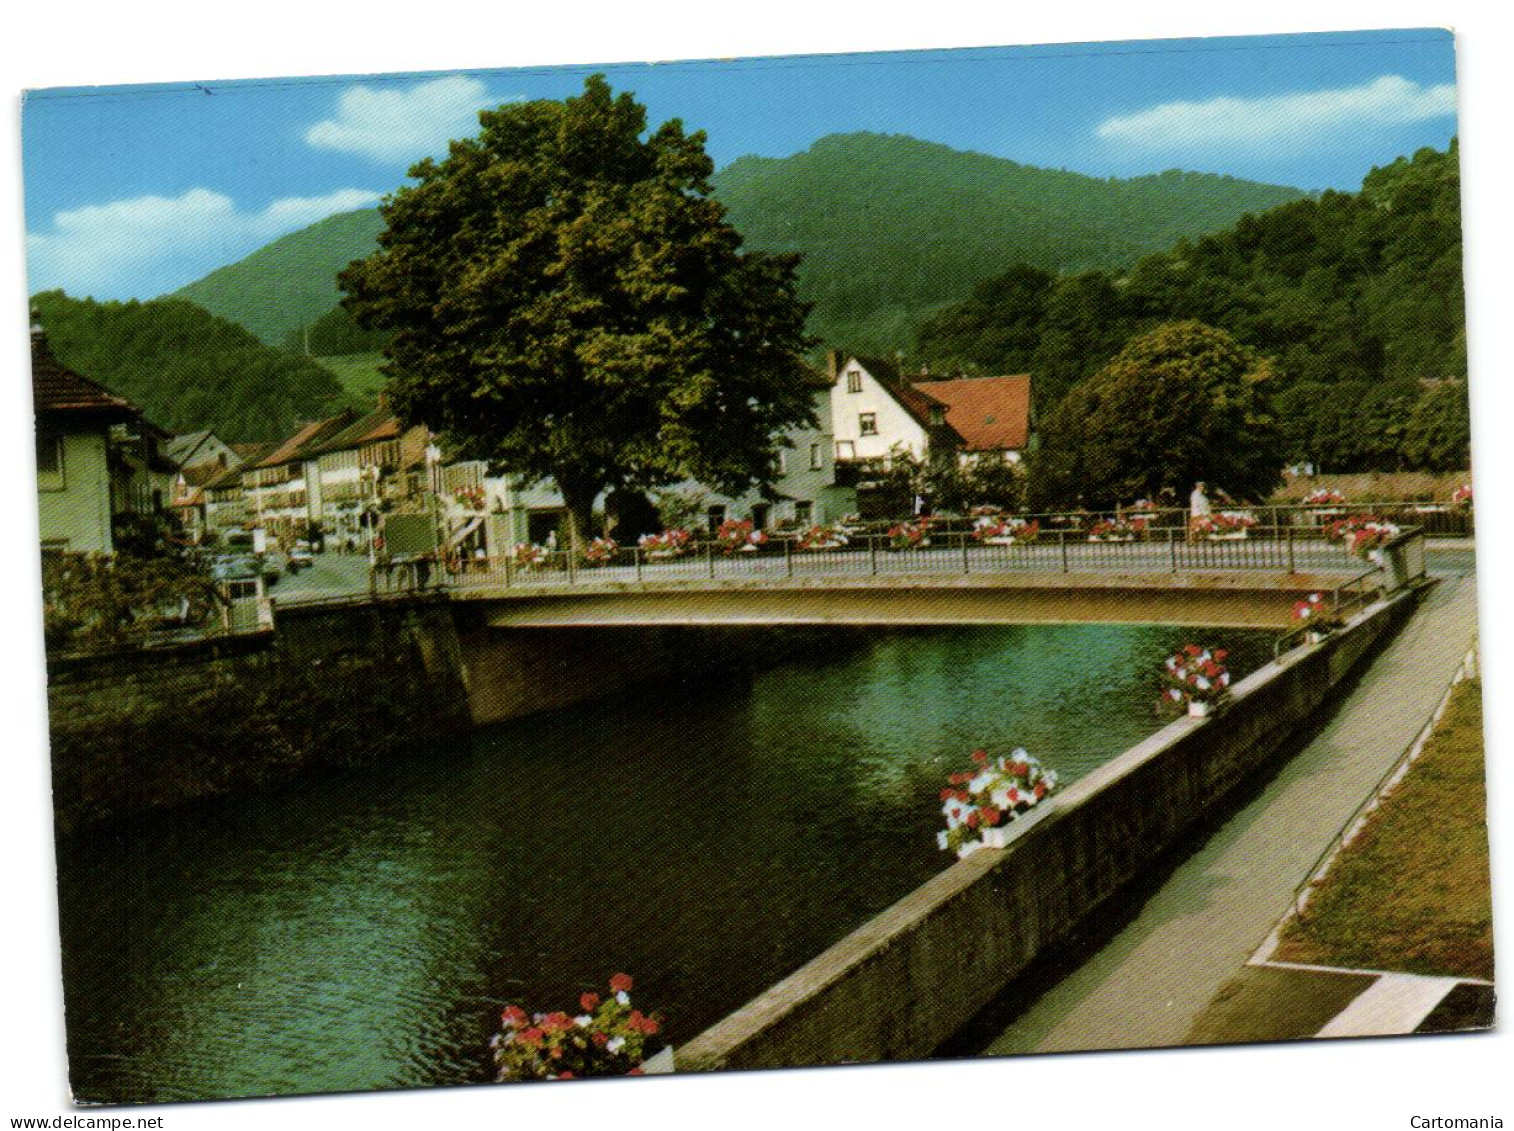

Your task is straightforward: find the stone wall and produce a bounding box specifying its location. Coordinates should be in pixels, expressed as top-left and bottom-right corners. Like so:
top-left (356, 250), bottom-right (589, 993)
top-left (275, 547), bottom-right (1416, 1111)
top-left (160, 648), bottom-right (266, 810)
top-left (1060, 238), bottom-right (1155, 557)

top-left (46, 599), bottom-right (470, 834)
top-left (675, 585), bottom-right (1425, 1072)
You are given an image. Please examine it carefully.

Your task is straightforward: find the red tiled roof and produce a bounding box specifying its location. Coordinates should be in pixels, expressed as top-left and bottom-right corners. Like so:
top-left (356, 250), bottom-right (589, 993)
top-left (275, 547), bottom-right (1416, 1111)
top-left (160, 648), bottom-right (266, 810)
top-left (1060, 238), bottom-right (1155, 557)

top-left (30, 331), bottom-right (140, 420)
top-left (255, 411), bottom-right (359, 469)
top-left (908, 375), bottom-right (1032, 452)
top-left (314, 406), bottom-right (401, 455)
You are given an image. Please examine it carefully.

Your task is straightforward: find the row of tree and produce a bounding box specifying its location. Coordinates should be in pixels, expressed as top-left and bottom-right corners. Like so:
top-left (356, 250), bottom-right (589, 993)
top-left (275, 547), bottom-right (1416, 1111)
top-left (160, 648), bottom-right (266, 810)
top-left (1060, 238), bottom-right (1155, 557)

top-left (31, 290), bottom-right (352, 442)
top-left (916, 142), bottom-right (1469, 487)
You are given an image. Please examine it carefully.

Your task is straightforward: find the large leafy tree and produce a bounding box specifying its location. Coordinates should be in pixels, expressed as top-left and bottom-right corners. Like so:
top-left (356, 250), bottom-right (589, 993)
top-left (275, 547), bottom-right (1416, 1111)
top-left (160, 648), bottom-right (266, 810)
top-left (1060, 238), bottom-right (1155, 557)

top-left (1031, 321), bottom-right (1281, 509)
top-left (339, 75), bottom-right (816, 540)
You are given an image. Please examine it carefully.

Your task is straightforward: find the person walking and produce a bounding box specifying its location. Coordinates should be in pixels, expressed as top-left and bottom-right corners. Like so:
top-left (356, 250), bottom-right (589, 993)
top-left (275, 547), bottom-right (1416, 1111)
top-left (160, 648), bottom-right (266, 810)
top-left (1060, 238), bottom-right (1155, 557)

top-left (1189, 481), bottom-right (1211, 541)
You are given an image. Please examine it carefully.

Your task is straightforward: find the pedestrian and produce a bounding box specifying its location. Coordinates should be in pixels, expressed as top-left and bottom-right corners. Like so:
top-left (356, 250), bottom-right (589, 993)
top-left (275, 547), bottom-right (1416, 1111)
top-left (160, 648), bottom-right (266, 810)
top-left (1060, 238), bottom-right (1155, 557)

top-left (1189, 481), bottom-right (1211, 541)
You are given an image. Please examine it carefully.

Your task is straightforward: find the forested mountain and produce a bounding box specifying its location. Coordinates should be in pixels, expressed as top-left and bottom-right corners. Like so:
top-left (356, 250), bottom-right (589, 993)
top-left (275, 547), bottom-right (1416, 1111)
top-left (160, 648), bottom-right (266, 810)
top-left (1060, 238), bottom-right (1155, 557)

top-left (918, 142), bottom-right (1468, 474)
top-left (714, 132), bottom-right (1306, 350)
top-left (169, 132), bottom-right (1305, 352)
top-left (30, 291), bottom-right (352, 442)
top-left (173, 207), bottom-right (387, 347)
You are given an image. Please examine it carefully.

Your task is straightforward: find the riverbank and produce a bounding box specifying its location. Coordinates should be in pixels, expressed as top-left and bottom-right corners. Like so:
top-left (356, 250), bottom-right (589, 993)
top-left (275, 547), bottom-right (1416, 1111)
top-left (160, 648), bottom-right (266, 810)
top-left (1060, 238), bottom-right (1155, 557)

top-left (1272, 676), bottom-right (1492, 980)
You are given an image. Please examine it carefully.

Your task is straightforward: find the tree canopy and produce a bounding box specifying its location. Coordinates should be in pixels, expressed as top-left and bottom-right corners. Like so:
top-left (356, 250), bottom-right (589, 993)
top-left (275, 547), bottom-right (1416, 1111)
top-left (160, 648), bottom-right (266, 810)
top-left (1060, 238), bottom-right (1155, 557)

top-left (339, 75), bottom-right (817, 538)
top-left (29, 290), bottom-right (351, 442)
top-left (1031, 321), bottom-right (1281, 508)
top-left (915, 142), bottom-right (1468, 475)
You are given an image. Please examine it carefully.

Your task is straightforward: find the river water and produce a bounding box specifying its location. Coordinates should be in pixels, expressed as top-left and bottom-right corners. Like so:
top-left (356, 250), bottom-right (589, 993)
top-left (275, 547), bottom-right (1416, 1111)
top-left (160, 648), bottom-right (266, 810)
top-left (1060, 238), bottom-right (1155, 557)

top-left (56, 624), bottom-right (1273, 1103)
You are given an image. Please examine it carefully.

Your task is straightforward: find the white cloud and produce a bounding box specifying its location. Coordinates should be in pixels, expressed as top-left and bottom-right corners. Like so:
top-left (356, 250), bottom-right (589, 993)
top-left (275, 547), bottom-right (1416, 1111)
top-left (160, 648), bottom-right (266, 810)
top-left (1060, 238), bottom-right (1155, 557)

top-left (26, 186), bottom-right (382, 298)
top-left (304, 75), bottom-right (514, 162)
top-left (1096, 75), bottom-right (1457, 150)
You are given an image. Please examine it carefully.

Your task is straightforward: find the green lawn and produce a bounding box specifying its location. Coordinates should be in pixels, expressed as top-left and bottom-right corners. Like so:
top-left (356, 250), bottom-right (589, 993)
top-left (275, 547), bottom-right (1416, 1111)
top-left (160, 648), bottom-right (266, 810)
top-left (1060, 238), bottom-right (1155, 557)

top-left (1275, 678), bottom-right (1493, 980)
top-left (318, 352), bottom-right (387, 406)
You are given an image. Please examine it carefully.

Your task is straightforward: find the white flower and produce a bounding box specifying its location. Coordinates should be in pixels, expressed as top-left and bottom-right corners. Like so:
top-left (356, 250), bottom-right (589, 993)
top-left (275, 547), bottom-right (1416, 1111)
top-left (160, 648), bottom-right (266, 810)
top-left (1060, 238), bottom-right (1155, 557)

top-left (607, 1036), bottom-right (626, 1054)
top-left (936, 830), bottom-right (949, 850)
top-left (968, 771), bottom-right (994, 794)
top-left (1195, 676), bottom-right (1212, 691)
top-left (575, 1015), bottom-right (593, 1028)
top-left (1219, 671), bottom-right (1231, 686)
top-left (616, 991), bottom-right (630, 1006)
top-left (1167, 687), bottom-right (1182, 701)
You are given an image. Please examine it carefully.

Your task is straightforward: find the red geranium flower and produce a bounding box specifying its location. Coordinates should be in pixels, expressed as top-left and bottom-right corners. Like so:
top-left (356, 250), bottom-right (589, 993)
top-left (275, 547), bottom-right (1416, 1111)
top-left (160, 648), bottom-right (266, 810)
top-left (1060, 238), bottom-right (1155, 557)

top-left (982, 806), bottom-right (1002, 826)
top-left (610, 973), bottom-right (634, 993)
top-left (580, 991), bottom-right (600, 1012)
top-left (972, 749), bottom-right (989, 764)
top-left (966, 811), bottom-right (980, 829)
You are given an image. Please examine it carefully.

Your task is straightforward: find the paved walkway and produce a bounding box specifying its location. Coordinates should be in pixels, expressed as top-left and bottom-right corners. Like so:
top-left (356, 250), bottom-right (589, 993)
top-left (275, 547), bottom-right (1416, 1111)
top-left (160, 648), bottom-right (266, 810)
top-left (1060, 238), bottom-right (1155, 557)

top-left (984, 576), bottom-right (1480, 1056)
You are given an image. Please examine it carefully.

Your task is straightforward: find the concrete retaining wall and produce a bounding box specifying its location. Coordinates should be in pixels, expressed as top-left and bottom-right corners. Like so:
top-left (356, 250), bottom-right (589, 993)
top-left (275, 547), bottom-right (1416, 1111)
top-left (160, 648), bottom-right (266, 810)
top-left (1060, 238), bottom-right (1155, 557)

top-left (676, 585), bottom-right (1425, 1072)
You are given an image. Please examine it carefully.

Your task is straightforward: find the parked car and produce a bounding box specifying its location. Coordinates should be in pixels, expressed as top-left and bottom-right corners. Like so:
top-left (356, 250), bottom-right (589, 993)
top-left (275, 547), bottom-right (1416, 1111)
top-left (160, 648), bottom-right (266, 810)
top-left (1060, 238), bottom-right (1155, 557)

top-left (211, 554), bottom-right (260, 583)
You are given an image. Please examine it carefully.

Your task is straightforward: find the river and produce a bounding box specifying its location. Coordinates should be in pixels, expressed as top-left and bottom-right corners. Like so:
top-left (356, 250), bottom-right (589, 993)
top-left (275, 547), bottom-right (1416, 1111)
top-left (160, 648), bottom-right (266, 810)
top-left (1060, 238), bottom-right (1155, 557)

top-left (55, 624), bottom-right (1273, 1102)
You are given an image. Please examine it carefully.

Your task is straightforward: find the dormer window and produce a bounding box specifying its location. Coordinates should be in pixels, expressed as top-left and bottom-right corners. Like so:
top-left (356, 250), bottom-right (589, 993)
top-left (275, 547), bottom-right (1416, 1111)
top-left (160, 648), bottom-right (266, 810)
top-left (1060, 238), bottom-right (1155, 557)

top-left (929, 406), bottom-right (946, 426)
top-left (847, 370), bottom-right (863, 394)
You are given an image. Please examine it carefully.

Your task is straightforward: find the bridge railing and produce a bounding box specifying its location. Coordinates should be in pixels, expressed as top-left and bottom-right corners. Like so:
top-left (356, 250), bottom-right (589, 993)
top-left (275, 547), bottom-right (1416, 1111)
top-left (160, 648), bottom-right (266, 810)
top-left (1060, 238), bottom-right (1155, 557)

top-left (440, 523), bottom-right (1396, 594)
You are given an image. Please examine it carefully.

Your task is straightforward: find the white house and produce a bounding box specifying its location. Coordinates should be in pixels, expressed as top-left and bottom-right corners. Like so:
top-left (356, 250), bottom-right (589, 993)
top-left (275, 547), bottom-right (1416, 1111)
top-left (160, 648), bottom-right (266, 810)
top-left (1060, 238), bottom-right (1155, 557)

top-left (825, 351), bottom-right (1034, 468)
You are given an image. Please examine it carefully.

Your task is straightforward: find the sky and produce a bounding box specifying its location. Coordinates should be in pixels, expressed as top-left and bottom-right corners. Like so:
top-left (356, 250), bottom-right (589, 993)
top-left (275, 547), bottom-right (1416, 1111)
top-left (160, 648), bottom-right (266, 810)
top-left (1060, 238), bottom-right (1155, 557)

top-left (21, 27), bottom-right (1458, 303)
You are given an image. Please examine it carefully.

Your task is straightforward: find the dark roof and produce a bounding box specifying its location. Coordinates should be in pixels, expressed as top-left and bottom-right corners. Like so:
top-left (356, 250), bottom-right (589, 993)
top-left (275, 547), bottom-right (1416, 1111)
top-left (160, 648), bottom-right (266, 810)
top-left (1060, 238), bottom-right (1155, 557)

top-left (313, 405), bottom-right (402, 456)
top-left (840, 352), bottom-right (945, 433)
top-left (908, 375), bottom-right (1032, 451)
top-left (254, 411), bottom-right (359, 470)
top-left (167, 430), bottom-right (218, 467)
top-left (30, 328), bottom-right (140, 422)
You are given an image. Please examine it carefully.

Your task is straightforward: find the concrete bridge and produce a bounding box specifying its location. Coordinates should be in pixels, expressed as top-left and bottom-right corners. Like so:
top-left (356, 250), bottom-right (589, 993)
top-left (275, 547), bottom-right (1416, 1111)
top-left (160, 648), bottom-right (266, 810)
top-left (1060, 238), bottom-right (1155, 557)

top-left (443, 529), bottom-right (1429, 630)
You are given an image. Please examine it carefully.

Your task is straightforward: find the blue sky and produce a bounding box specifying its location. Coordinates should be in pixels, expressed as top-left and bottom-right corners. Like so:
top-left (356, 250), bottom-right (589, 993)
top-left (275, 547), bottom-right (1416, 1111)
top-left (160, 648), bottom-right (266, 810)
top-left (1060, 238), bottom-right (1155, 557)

top-left (21, 28), bottom-right (1458, 302)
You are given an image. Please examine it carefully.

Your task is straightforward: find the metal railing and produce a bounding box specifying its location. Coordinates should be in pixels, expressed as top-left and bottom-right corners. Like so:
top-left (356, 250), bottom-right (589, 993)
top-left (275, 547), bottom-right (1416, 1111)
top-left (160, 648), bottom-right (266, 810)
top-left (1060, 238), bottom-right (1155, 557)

top-left (436, 524), bottom-right (1383, 595)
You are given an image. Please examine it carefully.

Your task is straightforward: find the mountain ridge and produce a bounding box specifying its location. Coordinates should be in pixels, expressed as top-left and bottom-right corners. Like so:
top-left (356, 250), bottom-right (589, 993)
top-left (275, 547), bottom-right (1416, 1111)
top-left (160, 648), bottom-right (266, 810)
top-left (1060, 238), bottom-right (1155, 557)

top-left (167, 131), bottom-right (1308, 352)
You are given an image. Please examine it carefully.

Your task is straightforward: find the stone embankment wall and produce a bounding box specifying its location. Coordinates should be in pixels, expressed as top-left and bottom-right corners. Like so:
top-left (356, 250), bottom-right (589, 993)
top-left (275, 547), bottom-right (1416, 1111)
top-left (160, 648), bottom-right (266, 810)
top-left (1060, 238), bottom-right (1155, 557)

top-left (676, 585), bottom-right (1426, 1073)
top-left (47, 599), bottom-right (471, 833)
top-left (46, 599), bottom-right (861, 832)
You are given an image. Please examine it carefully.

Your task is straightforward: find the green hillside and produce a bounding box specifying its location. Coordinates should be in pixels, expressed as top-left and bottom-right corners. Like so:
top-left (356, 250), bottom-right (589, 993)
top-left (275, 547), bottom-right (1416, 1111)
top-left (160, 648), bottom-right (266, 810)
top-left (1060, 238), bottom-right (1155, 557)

top-left (919, 143), bottom-right (1468, 477)
top-left (317, 352), bottom-right (387, 406)
top-left (172, 207), bottom-right (386, 346)
top-left (713, 132), bottom-right (1308, 350)
top-left (30, 291), bottom-right (353, 443)
top-left (171, 132), bottom-right (1306, 352)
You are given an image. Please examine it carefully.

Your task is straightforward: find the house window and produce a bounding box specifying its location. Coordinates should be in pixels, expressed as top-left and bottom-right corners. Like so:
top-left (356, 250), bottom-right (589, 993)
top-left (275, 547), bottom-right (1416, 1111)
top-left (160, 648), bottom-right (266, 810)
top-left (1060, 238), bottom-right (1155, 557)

top-left (776, 450), bottom-right (788, 474)
top-left (836, 440), bottom-right (856, 461)
top-left (36, 430), bottom-right (64, 490)
top-left (846, 370), bottom-right (863, 394)
top-left (794, 501), bottom-right (814, 525)
top-left (859, 413), bottom-right (878, 436)
top-left (809, 443), bottom-right (823, 470)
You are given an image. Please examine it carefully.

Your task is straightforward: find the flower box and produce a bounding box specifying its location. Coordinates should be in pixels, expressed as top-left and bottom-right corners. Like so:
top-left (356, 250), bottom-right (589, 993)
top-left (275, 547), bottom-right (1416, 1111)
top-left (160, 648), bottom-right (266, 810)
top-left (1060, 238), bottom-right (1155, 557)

top-left (1161, 645), bottom-right (1232, 714)
top-left (1206, 531), bottom-right (1249, 541)
top-left (935, 747), bottom-right (1060, 858)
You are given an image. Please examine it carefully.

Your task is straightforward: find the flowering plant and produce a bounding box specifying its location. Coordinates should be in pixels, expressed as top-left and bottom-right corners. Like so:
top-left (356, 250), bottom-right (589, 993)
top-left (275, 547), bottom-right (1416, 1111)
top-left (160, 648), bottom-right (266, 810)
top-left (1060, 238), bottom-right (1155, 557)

top-left (1452, 484), bottom-right (1473, 510)
top-left (1190, 512), bottom-right (1257, 537)
top-left (1130, 498), bottom-right (1160, 512)
top-left (1324, 515), bottom-right (1400, 558)
top-left (1291, 592), bottom-right (1344, 634)
top-left (715, 518), bottom-right (767, 554)
top-left (1303, 488), bottom-right (1346, 506)
top-left (454, 485), bottom-right (487, 511)
top-left (887, 518), bottom-right (932, 550)
top-left (1088, 518), bottom-right (1141, 541)
top-left (639, 528), bottom-right (692, 557)
top-left (511, 542), bottom-right (547, 571)
top-left (1160, 645), bottom-right (1232, 712)
top-left (972, 516), bottom-right (1039, 544)
top-left (491, 973), bottom-right (663, 1082)
top-left (581, 537), bottom-right (618, 566)
top-left (968, 504), bottom-right (1004, 517)
top-left (797, 524), bottom-right (848, 551)
top-left (935, 747), bottom-right (1059, 858)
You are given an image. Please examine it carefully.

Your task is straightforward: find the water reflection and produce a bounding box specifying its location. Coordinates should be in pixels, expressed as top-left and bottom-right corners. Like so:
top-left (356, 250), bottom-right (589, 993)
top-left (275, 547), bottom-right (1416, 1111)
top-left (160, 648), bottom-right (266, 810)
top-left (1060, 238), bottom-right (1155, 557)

top-left (56, 624), bottom-right (1273, 1102)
